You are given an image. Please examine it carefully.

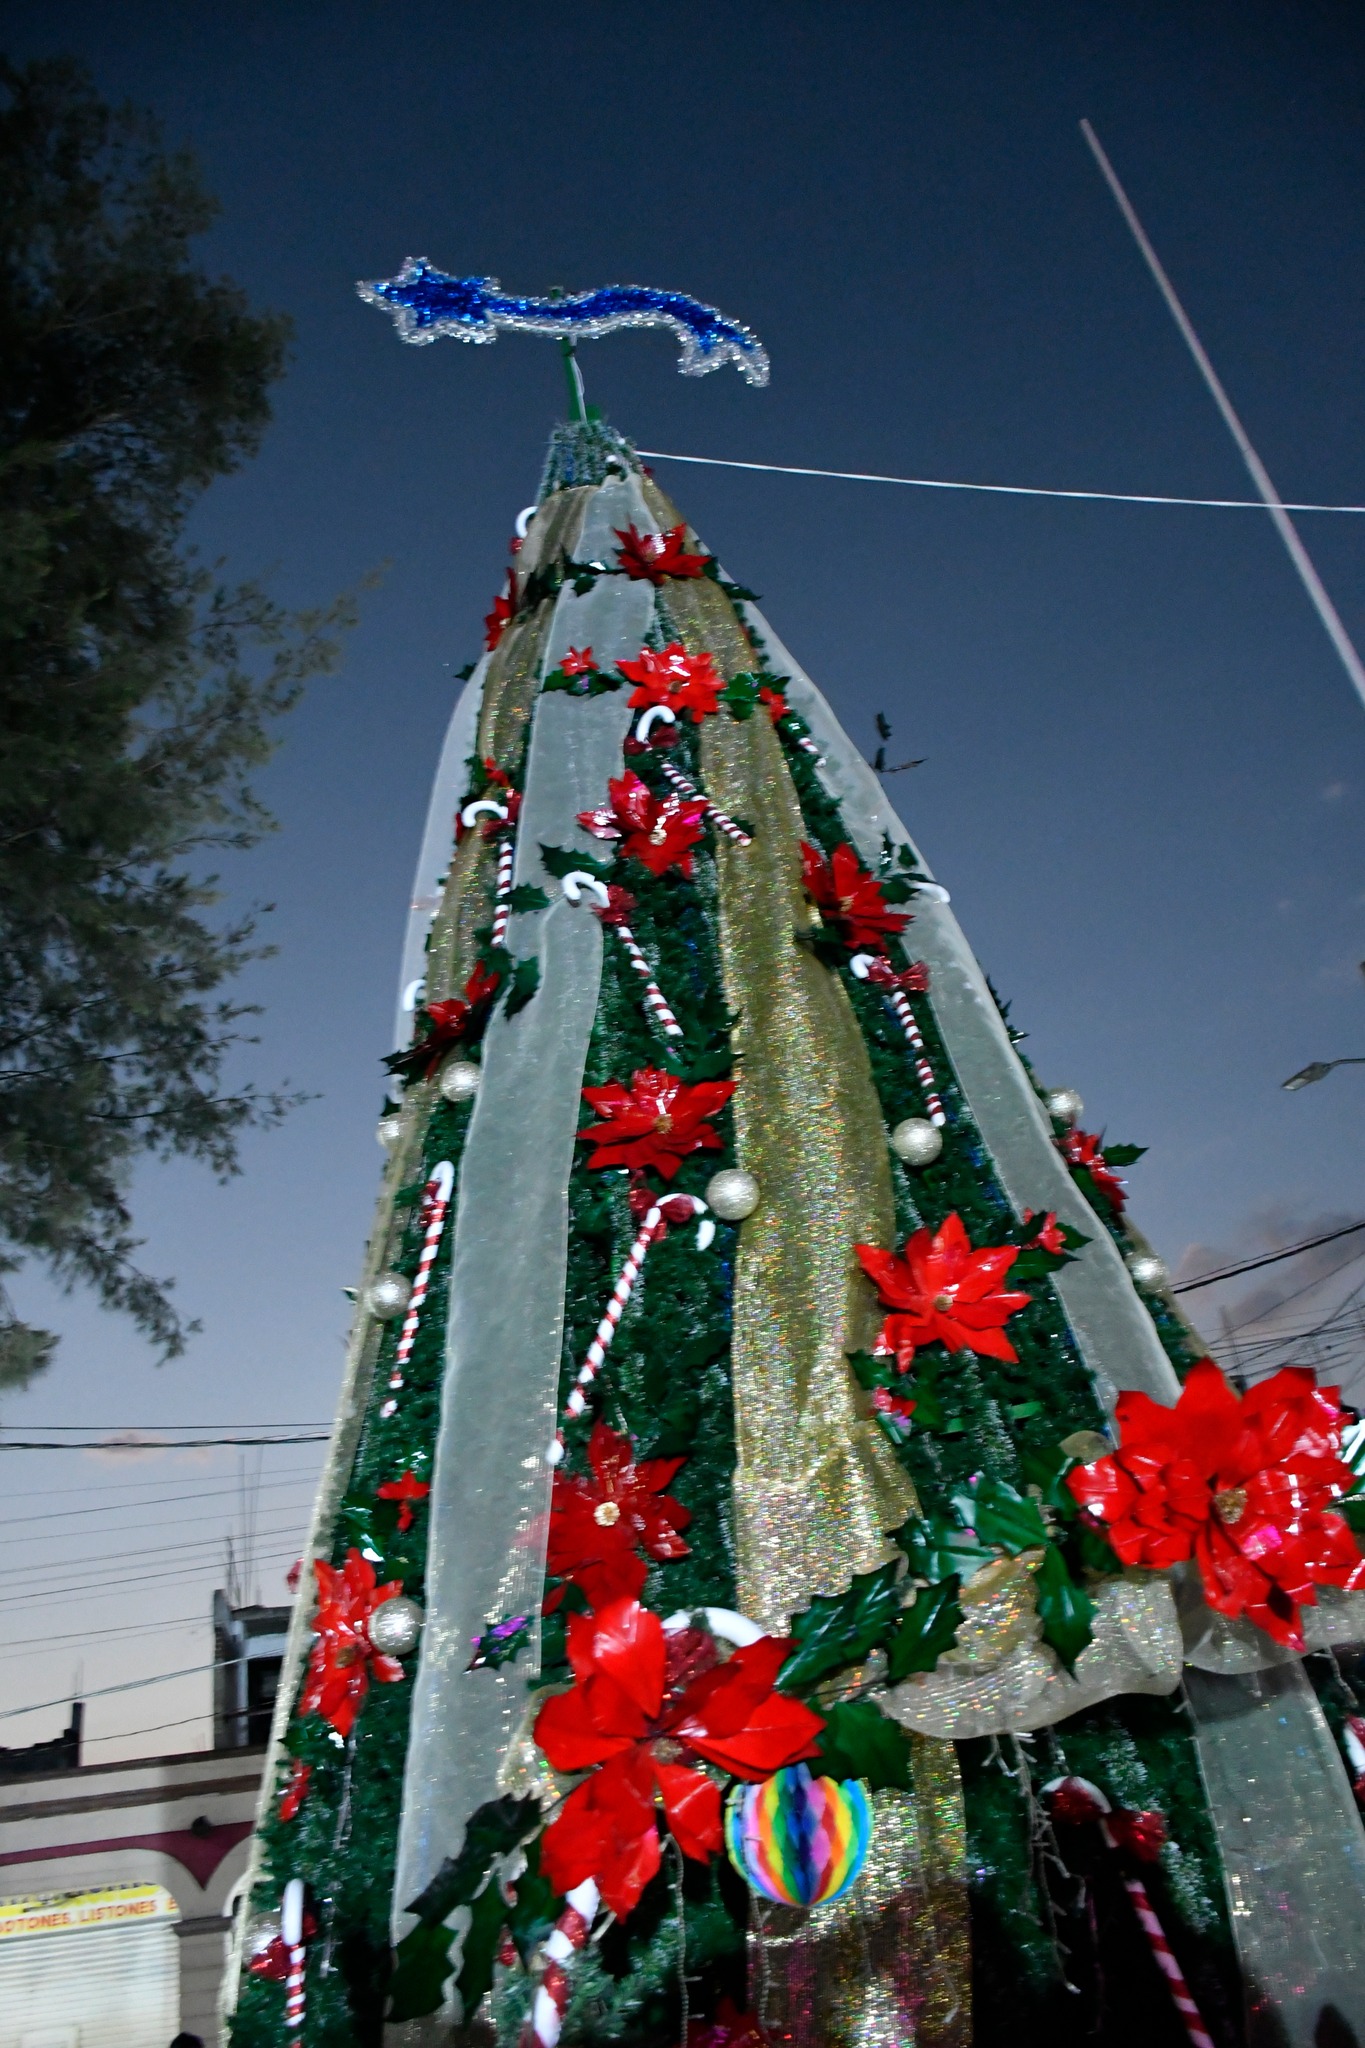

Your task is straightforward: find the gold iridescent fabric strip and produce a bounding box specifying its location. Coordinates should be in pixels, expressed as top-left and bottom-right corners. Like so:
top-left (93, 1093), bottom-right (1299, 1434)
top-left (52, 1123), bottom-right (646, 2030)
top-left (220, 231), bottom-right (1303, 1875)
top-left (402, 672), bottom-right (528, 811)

top-left (656, 540), bottom-right (971, 2045)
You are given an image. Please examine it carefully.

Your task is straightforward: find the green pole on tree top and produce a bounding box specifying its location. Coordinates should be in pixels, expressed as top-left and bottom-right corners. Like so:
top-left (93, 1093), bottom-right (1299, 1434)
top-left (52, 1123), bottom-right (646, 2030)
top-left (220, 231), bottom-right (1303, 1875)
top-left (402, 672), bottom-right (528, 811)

top-left (560, 336), bottom-right (588, 425)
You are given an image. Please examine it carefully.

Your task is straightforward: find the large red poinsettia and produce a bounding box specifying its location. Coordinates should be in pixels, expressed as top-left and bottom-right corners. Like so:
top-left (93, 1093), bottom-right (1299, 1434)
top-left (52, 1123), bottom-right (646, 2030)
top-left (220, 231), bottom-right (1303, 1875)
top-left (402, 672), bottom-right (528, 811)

top-left (577, 771), bottom-right (708, 878)
top-left (614, 523), bottom-right (710, 585)
top-left (547, 1421), bottom-right (691, 1608)
top-left (1059, 1128), bottom-right (1127, 1213)
top-left (856, 1212), bottom-right (1031, 1367)
top-left (535, 1599), bottom-right (824, 1917)
top-left (484, 579), bottom-right (514, 650)
top-left (299, 1549), bottom-right (405, 1737)
top-left (578, 1068), bottom-right (735, 1180)
top-left (617, 643), bottom-right (725, 723)
top-left (800, 842), bottom-right (910, 950)
top-left (1067, 1358), bottom-right (1365, 1648)
top-left (385, 963), bottom-right (501, 1082)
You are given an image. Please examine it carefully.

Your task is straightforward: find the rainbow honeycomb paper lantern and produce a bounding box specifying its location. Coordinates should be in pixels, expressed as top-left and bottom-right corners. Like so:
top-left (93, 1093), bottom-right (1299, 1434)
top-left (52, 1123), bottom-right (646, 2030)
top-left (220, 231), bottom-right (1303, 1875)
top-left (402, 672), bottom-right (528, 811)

top-left (724, 1763), bottom-right (872, 1907)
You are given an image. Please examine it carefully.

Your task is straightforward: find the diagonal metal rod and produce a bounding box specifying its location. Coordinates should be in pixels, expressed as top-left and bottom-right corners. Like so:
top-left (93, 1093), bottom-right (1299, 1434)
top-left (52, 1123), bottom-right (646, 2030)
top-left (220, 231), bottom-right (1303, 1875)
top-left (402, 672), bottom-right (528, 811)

top-left (1080, 117), bottom-right (1365, 716)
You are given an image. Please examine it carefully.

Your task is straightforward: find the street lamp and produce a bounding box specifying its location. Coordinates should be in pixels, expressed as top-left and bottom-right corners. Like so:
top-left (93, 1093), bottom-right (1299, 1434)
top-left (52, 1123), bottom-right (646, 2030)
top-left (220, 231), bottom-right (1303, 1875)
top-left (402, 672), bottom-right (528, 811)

top-left (1282, 1057), bottom-right (1365, 1092)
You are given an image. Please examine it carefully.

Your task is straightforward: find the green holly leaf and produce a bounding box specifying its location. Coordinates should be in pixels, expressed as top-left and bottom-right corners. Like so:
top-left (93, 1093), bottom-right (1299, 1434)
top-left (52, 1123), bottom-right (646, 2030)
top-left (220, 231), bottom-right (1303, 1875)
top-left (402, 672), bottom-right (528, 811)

top-left (507, 884), bottom-right (549, 914)
top-left (1102, 1143), bottom-right (1146, 1167)
top-left (722, 672), bottom-right (762, 720)
top-left (778, 1561), bottom-right (903, 1692)
top-left (814, 1698), bottom-right (914, 1791)
top-left (468, 1614), bottom-right (533, 1670)
top-left (847, 1349), bottom-right (896, 1393)
top-left (886, 1577), bottom-right (963, 1680)
top-left (892, 1513), bottom-right (995, 1585)
top-left (503, 956), bottom-right (540, 1018)
top-left (538, 842), bottom-right (613, 882)
top-left (960, 1477), bottom-right (1049, 1555)
top-left (1342, 1496), bottom-right (1365, 1535)
top-left (388, 1923), bottom-right (456, 2021)
top-left (1034, 1543), bottom-right (1095, 1671)
top-left (404, 1796), bottom-right (541, 1927)
top-left (456, 1878), bottom-right (509, 2020)
top-left (1009, 1246), bottom-right (1070, 1281)
top-left (880, 876), bottom-right (914, 904)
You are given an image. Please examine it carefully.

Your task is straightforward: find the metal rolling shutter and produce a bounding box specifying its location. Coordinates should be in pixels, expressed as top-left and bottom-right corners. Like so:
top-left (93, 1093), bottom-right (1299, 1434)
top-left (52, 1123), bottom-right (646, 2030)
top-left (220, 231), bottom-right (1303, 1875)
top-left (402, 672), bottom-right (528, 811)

top-left (0, 1887), bottom-right (179, 2048)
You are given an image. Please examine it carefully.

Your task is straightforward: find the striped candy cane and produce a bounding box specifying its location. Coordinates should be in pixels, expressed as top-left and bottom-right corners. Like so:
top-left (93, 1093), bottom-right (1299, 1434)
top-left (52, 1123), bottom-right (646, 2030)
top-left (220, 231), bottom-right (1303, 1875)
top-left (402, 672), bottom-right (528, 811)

top-left (547, 1195), bottom-right (712, 1467)
top-left (560, 873), bottom-right (683, 1040)
top-left (656, 760), bottom-right (753, 846)
top-left (849, 953), bottom-right (946, 1128)
top-left (520, 1878), bottom-right (600, 2048)
top-left (1043, 1778), bottom-right (1214, 2048)
top-left (281, 1877), bottom-right (306, 2032)
top-left (383, 1161), bottom-right (455, 1406)
top-left (490, 836), bottom-right (516, 949)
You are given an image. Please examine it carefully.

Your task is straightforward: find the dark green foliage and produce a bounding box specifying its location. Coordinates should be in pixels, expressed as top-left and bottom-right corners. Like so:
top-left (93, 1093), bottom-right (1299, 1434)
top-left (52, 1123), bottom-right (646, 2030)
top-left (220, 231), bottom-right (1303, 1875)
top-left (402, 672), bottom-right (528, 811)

top-left (231, 1092), bottom-right (476, 2048)
top-left (886, 1577), bottom-right (964, 1679)
top-left (388, 1796), bottom-right (542, 2021)
top-left (778, 1562), bottom-right (903, 1692)
top-left (814, 1698), bottom-right (915, 1790)
top-left (0, 57), bottom-right (354, 1365)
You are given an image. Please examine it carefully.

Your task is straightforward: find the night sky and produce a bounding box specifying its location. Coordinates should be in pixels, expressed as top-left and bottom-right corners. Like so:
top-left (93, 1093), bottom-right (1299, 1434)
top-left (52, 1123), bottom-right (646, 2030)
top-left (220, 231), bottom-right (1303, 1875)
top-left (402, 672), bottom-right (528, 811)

top-left (3, 1), bottom-right (1365, 1757)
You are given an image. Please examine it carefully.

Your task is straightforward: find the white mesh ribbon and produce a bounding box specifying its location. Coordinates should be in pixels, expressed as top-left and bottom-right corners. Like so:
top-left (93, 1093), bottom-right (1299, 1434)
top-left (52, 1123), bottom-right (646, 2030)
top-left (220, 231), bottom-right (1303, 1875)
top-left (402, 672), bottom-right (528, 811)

top-left (392, 500), bottom-right (659, 1938)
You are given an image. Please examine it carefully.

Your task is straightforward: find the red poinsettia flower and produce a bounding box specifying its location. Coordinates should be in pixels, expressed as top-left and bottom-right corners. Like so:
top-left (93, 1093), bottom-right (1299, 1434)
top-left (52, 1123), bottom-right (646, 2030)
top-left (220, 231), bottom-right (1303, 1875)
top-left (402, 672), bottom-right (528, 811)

top-left (278, 1759), bottom-right (312, 1822)
top-left (1023, 1208), bottom-right (1067, 1255)
top-left (387, 963), bottom-right (501, 1082)
top-left (617, 643), bottom-right (725, 723)
top-left (547, 1420), bottom-right (691, 1608)
top-left (1067, 1358), bottom-right (1365, 1648)
top-left (688, 1999), bottom-right (772, 2048)
top-left (800, 842), bottom-right (910, 950)
top-left (578, 1068), bottom-right (735, 1180)
top-left (377, 1469), bottom-right (431, 1533)
top-left (484, 580), bottom-right (514, 651)
top-left (535, 1599), bottom-right (824, 1918)
top-left (560, 646), bottom-right (597, 676)
top-left (758, 683), bottom-right (789, 723)
top-left (577, 771), bottom-right (708, 878)
top-left (1059, 1129), bottom-right (1127, 1213)
top-left (856, 1212), bottom-right (1030, 1367)
top-left (299, 1549), bottom-right (405, 1738)
top-left (614, 523), bottom-right (710, 585)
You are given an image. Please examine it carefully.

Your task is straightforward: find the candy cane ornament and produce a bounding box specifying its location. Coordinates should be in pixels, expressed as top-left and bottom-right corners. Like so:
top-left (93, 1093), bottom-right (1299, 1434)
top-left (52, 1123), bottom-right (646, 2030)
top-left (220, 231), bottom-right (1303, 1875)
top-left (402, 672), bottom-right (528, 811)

top-left (461, 798), bottom-right (518, 950)
top-left (281, 1877), bottom-right (307, 2032)
top-left (849, 952), bottom-right (946, 1128)
top-left (520, 1878), bottom-right (600, 2048)
top-left (547, 1193), bottom-right (712, 1468)
top-left (382, 1161), bottom-right (455, 1408)
top-left (560, 872), bottom-right (683, 1040)
top-left (656, 760), bottom-right (753, 847)
top-left (1042, 1777), bottom-right (1214, 2048)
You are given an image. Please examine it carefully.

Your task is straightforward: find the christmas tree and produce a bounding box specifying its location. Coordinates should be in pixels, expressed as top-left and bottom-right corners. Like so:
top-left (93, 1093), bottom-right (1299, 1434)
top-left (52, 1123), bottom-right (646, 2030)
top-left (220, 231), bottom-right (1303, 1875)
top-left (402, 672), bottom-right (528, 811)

top-left (228, 276), bottom-right (1365, 2048)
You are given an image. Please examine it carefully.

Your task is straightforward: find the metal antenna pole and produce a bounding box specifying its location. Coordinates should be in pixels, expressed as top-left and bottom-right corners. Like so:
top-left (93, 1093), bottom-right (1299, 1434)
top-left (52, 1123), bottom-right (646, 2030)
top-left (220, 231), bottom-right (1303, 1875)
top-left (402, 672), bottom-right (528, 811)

top-left (1080, 117), bottom-right (1365, 717)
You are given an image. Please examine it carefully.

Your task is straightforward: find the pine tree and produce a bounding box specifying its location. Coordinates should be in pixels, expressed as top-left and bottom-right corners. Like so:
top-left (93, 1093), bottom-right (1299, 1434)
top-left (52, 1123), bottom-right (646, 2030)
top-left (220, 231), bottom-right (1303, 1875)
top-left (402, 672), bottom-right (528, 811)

top-left (0, 57), bottom-right (353, 1378)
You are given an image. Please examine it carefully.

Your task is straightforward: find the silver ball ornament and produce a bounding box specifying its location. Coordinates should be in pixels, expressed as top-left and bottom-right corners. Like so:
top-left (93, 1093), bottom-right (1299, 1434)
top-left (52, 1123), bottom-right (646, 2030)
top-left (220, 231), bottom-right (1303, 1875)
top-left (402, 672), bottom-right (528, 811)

top-left (890, 1118), bottom-right (943, 1166)
top-left (368, 1595), bottom-right (424, 1657)
top-left (1045, 1087), bottom-right (1084, 1128)
top-left (366, 1272), bottom-right (412, 1321)
top-left (439, 1059), bottom-right (481, 1104)
top-left (376, 1111), bottom-right (406, 1150)
top-left (705, 1168), bottom-right (761, 1220)
top-left (1126, 1251), bottom-right (1168, 1290)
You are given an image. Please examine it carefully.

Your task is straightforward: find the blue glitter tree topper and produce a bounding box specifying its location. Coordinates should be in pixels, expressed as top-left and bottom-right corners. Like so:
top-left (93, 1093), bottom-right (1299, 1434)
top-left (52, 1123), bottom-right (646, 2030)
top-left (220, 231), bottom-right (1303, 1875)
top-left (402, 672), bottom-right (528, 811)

top-left (356, 261), bottom-right (769, 386)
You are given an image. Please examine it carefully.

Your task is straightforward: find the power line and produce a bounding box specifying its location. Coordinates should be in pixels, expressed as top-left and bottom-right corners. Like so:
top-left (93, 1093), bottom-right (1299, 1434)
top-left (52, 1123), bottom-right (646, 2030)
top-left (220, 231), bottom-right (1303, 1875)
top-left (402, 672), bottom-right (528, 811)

top-left (0, 1660), bottom-right (225, 1724)
top-left (0, 1461), bottom-right (321, 1507)
top-left (6, 1613), bottom-right (208, 1656)
top-left (82, 1713), bottom-right (208, 1748)
top-left (12, 1423), bottom-right (327, 1433)
top-left (0, 1472), bottom-right (318, 1533)
top-left (1173, 1220), bottom-right (1365, 1294)
top-left (0, 1543), bottom-right (301, 1613)
top-left (0, 1433), bottom-right (329, 1450)
top-left (20, 1512), bottom-right (308, 1585)
top-left (637, 448), bottom-right (1365, 516)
